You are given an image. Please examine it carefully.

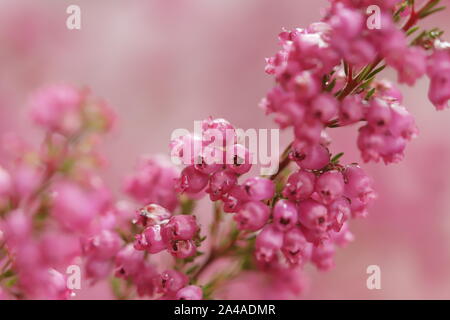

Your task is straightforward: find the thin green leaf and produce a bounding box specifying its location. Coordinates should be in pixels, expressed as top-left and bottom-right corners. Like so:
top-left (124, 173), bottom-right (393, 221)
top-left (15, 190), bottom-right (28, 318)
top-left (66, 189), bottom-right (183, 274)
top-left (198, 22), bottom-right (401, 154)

top-left (365, 88), bottom-right (376, 101)
top-left (325, 78), bottom-right (337, 92)
top-left (355, 64), bottom-right (372, 82)
top-left (419, 0), bottom-right (441, 15)
top-left (406, 26), bottom-right (420, 36)
top-left (331, 152), bottom-right (344, 164)
top-left (419, 6), bottom-right (446, 18)
top-left (365, 65), bottom-right (386, 80)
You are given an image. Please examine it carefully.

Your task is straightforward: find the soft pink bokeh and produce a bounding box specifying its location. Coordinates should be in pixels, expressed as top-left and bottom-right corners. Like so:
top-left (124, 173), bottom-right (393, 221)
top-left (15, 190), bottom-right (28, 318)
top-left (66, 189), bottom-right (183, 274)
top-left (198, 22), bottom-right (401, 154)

top-left (1, 0), bottom-right (450, 299)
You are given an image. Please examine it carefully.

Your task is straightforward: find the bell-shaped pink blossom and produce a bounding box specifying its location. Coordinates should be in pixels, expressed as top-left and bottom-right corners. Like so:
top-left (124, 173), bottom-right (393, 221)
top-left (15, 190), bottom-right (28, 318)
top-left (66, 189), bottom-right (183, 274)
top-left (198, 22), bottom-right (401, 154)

top-left (255, 225), bottom-right (284, 263)
top-left (282, 170), bottom-right (316, 201)
top-left (234, 201), bottom-right (270, 231)
top-left (161, 215), bottom-right (198, 242)
top-left (290, 142), bottom-right (330, 170)
top-left (168, 239), bottom-right (197, 259)
top-left (243, 177), bottom-right (275, 201)
top-left (176, 165), bottom-right (209, 194)
top-left (315, 170), bottom-right (345, 205)
top-left (175, 285), bottom-right (203, 300)
top-left (297, 199), bottom-right (328, 232)
top-left (273, 200), bottom-right (298, 232)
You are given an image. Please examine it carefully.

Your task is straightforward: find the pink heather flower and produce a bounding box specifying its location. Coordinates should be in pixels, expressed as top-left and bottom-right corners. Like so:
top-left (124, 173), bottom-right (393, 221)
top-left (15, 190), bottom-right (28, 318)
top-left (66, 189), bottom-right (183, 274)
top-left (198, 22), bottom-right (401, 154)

top-left (115, 244), bottom-right (146, 278)
top-left (389, 104), bottom-right (418, 140)
top-left (273, 200), bottom-right (298, 232)
top-left (282, 170), bottom-right (316, 201)
top-left (133, 263), bottom-right (158, 297)
top-left (330, 222), bottom-right (354, 247)
top-left (207, 169), bottom-right (237, 201)
top-left (85, 257), bottom-right (115, 282)
top-left (13, 164), bottom-right (43, 200)
top-left (297, 199), bottom-right (328, 232)
top-left (170, 133), bottom-right (203, 165)
top-left (293, 71), bottom-right (321, 100)
top-left (134, 225), bottom-right (167, 254)
top-left (234, 201), bottom-right (270, 231)
top-left (115, 245), bottom-right (158, 297)
top-left (348, 194), bottom-right (371, 218)
top-left (327, 197), bottom-right (351, 232)
top-left (51, 182), bottom-right (99, 233)
top-left (194, 145), bottom-right (223, 175)
top-left (176, 165), bottom-right (209, 194)
top-left (82, 230), bottom-right (122, 261)
top-left (339, 95), bottom-right (365, 125)
top-left (314, 170), bottom-right (345, 205)
top-left (358, 125), bottom-right (402, 163)
top-left (429, 73), bottom-right (450, 110)
top-left (161, 215), bottom-right (199, 242)
top-left (328, 3), bottom-right (363, 39)
top-left (29, 85), bottom-right (83, 136)
top-left (282, 227), bottom-right (310, 265)
top-left (377, 27), bottom-right (407, 56)
top-left (343, 164), bottom-right (376, 205)
top-left (373, 80), bottom-right (403, 103)
top-left (135, 203), bottom-right (172, 227)
top-left (366, 98), bottom-right (392, 132)
top-left (40, 232), bottom-right (81, 268)
top-left (168, 239), bottom-right (197, 259)
top-left (311, 241), bottom-right (335, 271)
top-left (242, 177), bottom-right (275, 201)
top-left (301, 226), bottom-right (330, 246)
top-left (47, 269), bottom-right (73, 300)
top-left (427, 49), bottom-right (450, 110)
top-left (389, 47), bottom-right (427, 86)
top-left (358, 98), bottom-right (416, 164)
top-left (202, 117), bottom-right (236, 147)
top-left (175, 285), bottom-right (203, 300)
top-left (155, 270), bottom-right (189, 296)
top-left (310, 94), bottom-right (338, 123)
top-left (222, 187), bottom-right (245, 213)
top-left (255, 225), bottom-right (284, 263)
top-left (260, 86), bottom-right (305, 128)
top-left (290, 142), bottom-right (330, 170)
top-left (124, 155), bottom-right (179, 212)
top-left (1, 209), bottom-right (32, 246)
top-left (293, 121), bottom-right (324, 145)
top-left (328, 4), bottom-right (377, 66)
top-left (294, 29), bottom-right (340, 74)
top-left (225, 144), bottom-right (252, 175)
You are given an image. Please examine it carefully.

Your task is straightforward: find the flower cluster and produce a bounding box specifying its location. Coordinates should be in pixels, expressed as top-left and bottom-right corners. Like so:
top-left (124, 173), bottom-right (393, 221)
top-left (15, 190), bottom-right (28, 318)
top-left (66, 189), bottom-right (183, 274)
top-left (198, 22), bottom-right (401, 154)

top-left (132, 204), bottom-right (201, 260)
top-left (114, 245), bottom-right (202, 299)
top-left (255, 163), bottom-right (375, 271)
top-left (261, 0), bottom-right (450, 165)
top-left (171, 117), bottom-right (252, 200)
top-left (427, 46), bottom-right (450, 110)
top-left (253, 0), bottom-right (448, 278)
top-left (124, 155), bottom-right (180, 212)
top-left (0, 85), bottom-right (119, 299)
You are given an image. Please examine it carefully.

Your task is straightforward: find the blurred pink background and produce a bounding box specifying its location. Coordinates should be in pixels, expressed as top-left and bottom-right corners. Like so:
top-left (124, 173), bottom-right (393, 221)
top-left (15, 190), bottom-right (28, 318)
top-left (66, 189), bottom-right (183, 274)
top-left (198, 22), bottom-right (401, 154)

top-left (1, 0), bottom-right (450, 299)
